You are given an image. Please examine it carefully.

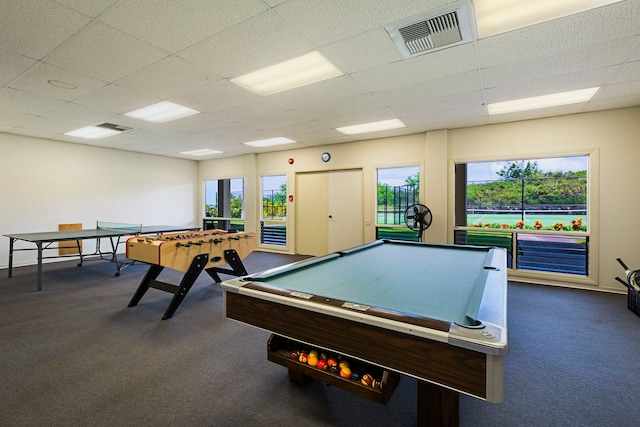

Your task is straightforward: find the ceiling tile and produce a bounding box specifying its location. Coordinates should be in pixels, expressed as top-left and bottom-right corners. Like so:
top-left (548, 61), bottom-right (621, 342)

top-left (0, 87), bottom-right (67, 115)
top-left (483, 66), bottom-right (620, 104)
top-left (44, 21), bottom-right (168, 82)
top-left (318, 107), bottom-right (398, 128)
top-left (73, 84), bottom-right (160, 114)
top-left (55, 0), bottom-right (118, 18)
top-left (319, 29), bottom-right (402, 74)
top-left (351, 43), bottom-right (478, 92)
top-left (481, 38), bottom-right (636, 89)
top-left (170, 80), bottom-right (259, 113)
top-left (9, 62), bottom-right (108, 101)
top-left (274, 0), bottom-right (454, 46)
top-left (372, 71), bottom-right (482, 106)
top-left (476, 0), bottom-right (640, 69)
top-left (0, 0), bottom-right (90, 59)
top-left (178, 11), bottom-right (313, 78)
top-left (268, 75), bottom-right (368, 109)
top-left (98, 0), bottom-right (267, 53)
top-left (210, 98), bottom-right (290, 122)
top-left (611, 59), bottom-right (640, 83)
top-left (0, 49), bottom-right (38, 87)
top-left (389, 91), bottom-right (485, 117)
top-left (0, 0), bottom-right (638, 158)
top-left (15, 115), bottom-right (79, 134)
top-left (295, 94), bottom-right (385, 120)
top-left (0, 108), bottom-right (38, 127)
top-left (117, 56), bottom-right (223, 99)
top-left (43, 102), bottom-right (114, 125)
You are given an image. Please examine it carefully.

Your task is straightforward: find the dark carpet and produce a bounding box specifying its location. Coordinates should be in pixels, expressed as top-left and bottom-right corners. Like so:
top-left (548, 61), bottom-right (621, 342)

top-left (1, 252), bottom-right (639, 426)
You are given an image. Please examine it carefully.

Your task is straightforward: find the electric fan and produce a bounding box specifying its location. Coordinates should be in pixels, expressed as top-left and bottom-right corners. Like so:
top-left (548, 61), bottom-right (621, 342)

top-left (404, 204), bottom-right (432, 242)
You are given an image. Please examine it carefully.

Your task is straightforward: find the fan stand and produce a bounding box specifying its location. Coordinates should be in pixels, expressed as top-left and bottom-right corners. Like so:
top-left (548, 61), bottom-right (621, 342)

top-left (404, 204), bottom-right (433, 242)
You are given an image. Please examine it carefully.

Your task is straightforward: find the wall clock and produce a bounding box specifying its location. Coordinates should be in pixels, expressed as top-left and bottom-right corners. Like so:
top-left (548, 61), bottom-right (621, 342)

top-left (321, 152), bottom-right (331, 162)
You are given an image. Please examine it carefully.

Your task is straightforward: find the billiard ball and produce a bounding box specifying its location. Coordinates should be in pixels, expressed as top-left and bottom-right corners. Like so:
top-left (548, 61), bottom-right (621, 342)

top-left (316, 359), bottom-right (328, 370)
top-left (299, 352), bottom-right (308, 363)
top-left (338, 360), bottom-right (350, 369)
top-left (350, 371), bottom-right (361, 381)
top-left (361, 374), bottom-right (374, 387)
top-left (309, 350), bottom-right (319, 358)
top-left (307, 355), bottom-right (318, 367)
top-left (372, 379), bottom-right (382, 389)
top-left (290, 350), bottom-right (300, 361)
top-left (340, 366), bottom-right (352, 379)
top-left (320, 352), bottom-right (328, 360)
top-left (329, 365), bottom-right (340, 374)
top-left (327, 357), bottom-right (338, 367)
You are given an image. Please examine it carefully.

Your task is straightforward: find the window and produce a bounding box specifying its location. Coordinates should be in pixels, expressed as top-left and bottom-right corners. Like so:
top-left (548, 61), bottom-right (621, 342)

top-left (454, 156), bottom-right (589, 275)
top-left (376, 166), bottom-right (420, 241)
top-left (260, 175), bottom-right (287, 246)
top-left (203, 178), bottom-right (244, 231)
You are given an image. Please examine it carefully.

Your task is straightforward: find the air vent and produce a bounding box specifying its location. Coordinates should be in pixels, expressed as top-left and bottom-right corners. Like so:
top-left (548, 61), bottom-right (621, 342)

top-left (386, 1), bottom-right (474, 58)
top-left (97, 122), bottom-right (133, 132)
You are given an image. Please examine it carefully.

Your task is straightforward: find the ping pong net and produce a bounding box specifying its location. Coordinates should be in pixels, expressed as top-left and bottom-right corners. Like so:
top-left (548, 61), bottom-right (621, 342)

top-left (96, 221), bottom-right (142, 234)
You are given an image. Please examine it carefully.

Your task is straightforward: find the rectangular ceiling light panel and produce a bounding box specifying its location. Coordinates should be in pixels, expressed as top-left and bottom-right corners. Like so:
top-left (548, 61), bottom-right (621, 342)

top-left (231, 51), bottom-right (343, 96)
top-left (180, 149), bottom-right (223, 156)
top-left (64, 126), bottom-right (121, 139)
top-left (386, 1), bottom-right (474, 58)
top-left (487, 87), bottom-right (600, 115)
top-left (243, 137), bottom-right (296, 147)
top-left (474, 0), bottom-right (625, 38)
top-left (125, 101), bottom-right (200, 123)
top-left (336, 119), bottom-right (406, 135)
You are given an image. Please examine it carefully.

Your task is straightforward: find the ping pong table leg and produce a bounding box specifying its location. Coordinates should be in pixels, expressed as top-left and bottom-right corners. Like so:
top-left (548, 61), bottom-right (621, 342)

top-left (8, 238), bottom-right (14, 278)
top-left (76, 240), bottom-right (83, 267)
top-left (37, 242), bottom-right (43, 291)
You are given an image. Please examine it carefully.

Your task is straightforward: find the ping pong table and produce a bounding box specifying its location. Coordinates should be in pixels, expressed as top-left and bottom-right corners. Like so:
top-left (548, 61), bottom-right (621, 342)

top-left (4, 222), bottom-right (200, 291)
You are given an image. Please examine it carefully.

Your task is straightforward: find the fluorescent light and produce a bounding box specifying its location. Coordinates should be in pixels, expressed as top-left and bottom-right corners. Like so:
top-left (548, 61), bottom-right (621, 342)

top-left (475, 0), bottom-right (625, 38)
top-left (64, 126), bottom-right (121, 139)
top-left (243, 137), bottom-right (296, 147)
top-left (125, 101), bottom-right (200, 123)
top-left (231, 51), bottom-right (343, 96)
top-left (487, 87), bottom-right (600, 115)
top-left (180, 149), bottom-right (223, 156)
top-left (336, 119), bottom-right (406, 135)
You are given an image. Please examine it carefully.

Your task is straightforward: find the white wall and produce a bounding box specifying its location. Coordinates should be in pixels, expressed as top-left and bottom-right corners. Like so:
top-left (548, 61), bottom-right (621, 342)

top-left (4, 107), bottom-right (637, 292)
top-left (199, 107), bottom-right (640, 293)
top-left (198, 134), bottom-right (426, 250)
top-left (0, 133), bottom-right (199, 268)
top-left (444, 107), bottom-right (640, 292)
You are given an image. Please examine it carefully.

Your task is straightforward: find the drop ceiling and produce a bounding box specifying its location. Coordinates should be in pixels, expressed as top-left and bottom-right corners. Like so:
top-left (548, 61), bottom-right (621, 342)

top-left (0, 0), bottom-right (638, 160)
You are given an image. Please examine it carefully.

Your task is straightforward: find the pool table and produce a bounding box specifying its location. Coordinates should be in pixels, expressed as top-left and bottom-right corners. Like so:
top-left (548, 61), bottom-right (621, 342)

top-left (222, 240), bottom-right (508, 426)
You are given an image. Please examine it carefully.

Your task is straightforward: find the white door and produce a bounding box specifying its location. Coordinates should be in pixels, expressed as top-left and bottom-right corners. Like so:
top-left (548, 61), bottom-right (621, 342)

top-left (296, 169), bottom-right (363, 256)
top-left (295, 172), bottom-right (329, 256)
top-left (328, 169), bottom-right (363, 253)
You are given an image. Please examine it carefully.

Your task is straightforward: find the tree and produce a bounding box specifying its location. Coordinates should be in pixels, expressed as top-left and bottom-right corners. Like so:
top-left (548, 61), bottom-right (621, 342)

top-left (497, 161), bottom-right (541, 180)
top-left (404, 173), bottom-right (420, 187)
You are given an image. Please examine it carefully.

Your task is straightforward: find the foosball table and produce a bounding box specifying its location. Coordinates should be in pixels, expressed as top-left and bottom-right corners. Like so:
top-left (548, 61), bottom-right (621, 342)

top-left (126, 229), bottom-right (256, 319)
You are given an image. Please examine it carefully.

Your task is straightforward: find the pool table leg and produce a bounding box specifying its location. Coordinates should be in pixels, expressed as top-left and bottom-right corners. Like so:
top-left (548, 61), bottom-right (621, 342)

top-left (417, 380), bottom-right (459, 427)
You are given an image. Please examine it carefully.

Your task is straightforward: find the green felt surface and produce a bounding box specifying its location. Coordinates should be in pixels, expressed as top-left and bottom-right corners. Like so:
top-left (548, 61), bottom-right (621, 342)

top-left (254, 241), bottom-right (492, 326)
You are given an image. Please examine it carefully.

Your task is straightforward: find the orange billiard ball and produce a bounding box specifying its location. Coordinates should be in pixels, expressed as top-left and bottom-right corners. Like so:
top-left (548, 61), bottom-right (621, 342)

top-left (340, 366), bottom-right (352, 379)
top-left (307, 355), bottom-right (319, 367)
